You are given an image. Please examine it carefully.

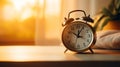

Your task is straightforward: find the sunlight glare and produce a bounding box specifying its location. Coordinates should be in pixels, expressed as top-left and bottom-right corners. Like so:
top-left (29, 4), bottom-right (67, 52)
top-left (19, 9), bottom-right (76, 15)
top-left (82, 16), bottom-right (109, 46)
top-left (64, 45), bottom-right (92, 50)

top-left (3, 0), bottom-right (36, 21)
top-left (45, 0), bottom-right (61, 15)
top-left (20, 8), bottom-right (33, 21)
top-left (11, 0), bottom-right (35, 12)
top-left (8, 46), bottom-right (30, 61)
top-left (3, 5), bottom-right (16, 20)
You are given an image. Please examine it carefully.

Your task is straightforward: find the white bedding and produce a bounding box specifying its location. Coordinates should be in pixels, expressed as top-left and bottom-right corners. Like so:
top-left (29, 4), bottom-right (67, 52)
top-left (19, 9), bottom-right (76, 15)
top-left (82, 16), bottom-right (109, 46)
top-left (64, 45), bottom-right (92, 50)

top-left (93, 30), bottom-right (120, 49)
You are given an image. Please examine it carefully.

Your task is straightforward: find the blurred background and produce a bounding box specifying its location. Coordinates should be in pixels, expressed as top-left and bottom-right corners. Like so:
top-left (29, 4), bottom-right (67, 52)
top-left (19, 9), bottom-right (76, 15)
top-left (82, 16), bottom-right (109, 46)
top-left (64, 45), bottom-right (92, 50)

top-left (0, 0), bottom-right (111, 45)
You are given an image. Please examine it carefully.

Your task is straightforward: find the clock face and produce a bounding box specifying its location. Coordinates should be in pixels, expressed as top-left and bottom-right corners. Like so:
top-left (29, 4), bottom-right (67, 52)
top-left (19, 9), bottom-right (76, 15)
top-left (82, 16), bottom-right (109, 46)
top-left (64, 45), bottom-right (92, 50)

top-left (62, 21), bottom-right (95, 52)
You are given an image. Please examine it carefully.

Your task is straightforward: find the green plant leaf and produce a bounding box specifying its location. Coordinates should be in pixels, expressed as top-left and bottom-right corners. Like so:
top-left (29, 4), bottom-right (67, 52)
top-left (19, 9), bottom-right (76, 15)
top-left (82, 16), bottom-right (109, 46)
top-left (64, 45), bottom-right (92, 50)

top-left (116, 0), bottom-right (120, 13)
top-left (115, 0), bottom-right (120, 9)
top-left (93, 14), bottom-right (106, 31)
top-left (102, 8), bottom-right (113, 18)
top-left (99, 17), bottom-right (111, 30)
top-left (108, 0), bottom-right (115, 12)
top-left (94, 0), bottom-right (120, 31)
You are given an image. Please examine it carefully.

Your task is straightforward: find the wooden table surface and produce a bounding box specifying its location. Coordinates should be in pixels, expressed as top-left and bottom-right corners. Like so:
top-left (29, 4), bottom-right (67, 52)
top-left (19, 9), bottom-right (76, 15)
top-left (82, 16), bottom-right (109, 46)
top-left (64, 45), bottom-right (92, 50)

top-left (0, 46), bottom-right (120, 67)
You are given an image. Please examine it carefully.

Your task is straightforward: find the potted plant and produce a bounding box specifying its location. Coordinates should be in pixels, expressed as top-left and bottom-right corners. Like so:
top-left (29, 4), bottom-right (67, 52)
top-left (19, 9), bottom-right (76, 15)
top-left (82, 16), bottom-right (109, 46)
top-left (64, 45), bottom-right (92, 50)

top-left (93, 0), bottom-right (120, 31)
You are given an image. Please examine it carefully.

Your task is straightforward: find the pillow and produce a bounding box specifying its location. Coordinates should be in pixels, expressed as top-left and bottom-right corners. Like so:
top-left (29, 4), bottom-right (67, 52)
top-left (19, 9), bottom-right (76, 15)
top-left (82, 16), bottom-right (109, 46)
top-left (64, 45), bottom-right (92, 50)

top-left (93, 30), bottom-right (120, 49)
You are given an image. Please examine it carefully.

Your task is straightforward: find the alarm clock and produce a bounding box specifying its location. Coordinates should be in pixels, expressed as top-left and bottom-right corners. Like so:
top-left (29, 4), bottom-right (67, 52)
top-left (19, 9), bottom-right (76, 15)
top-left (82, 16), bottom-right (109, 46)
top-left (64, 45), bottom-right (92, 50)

top-left (62, 10), bottom-right (96, 53)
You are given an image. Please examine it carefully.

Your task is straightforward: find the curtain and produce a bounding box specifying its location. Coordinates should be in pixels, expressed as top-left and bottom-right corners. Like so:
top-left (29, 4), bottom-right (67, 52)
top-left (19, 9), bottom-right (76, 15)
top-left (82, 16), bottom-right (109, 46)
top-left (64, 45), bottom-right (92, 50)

top-left (35, 0), bottom-right (62, 45)
top-left (36, 0), bottom-right (111, 45)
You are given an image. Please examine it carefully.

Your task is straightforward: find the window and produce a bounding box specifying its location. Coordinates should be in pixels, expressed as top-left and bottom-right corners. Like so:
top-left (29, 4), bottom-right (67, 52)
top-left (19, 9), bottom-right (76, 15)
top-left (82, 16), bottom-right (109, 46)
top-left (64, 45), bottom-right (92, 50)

top-left (0, 0), bottom-right (36, 45)
top-left (35, 0), bottom-right (62, 45)
top-left (0, 0), bottom-right (62, 45)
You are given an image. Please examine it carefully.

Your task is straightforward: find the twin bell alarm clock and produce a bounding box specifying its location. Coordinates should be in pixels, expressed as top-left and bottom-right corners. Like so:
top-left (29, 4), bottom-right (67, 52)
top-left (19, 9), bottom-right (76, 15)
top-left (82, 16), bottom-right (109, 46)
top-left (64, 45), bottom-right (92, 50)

top-left (61, 10), bottom-right (96, 53)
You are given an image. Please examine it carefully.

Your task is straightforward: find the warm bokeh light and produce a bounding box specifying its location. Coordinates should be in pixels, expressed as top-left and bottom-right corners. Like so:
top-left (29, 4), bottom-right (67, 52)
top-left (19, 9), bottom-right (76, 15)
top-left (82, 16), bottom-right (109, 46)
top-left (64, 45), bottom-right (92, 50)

top-left (45, 0), bottom-right (61, 39)
top-left (3, 0), bottom-right (36, 21)
top-left (0, 46), bottom-right (34, 61)
top-left (0, 0), bottom-right (61, 45)
top-left (11, 0), bottom-right (35, 11)
top-left (3, 5), bottom-right (16, 20)
top-left (0, 0), bottom-right (36, 45)
top-left (45, 0), bottom-right (61, 15)
top-left (9, 46), bottom-right (29, 61)
top-left (0, 46), bottom-right (66, 61)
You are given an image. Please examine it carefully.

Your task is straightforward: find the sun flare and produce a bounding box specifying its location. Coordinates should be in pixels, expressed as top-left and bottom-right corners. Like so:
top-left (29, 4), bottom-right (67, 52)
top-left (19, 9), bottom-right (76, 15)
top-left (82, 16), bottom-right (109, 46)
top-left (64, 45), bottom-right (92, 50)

top-left (11, 0), bottom-right (35, 11)
top-left (3, 0), bottom-right (36, 21)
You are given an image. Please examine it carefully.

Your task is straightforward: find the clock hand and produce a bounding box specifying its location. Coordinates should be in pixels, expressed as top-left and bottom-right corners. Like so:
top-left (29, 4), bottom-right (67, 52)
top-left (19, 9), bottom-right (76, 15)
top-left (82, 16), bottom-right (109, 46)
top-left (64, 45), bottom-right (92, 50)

top-left (79, 26), bottom-right (84, 34)
top-left (77, 26), bottom-right (84, 38)
top-left (72, 32), bottom-right (78, 37)
top-left (71, 31), bottom-right (83, 38)
top-left (77, 30), bottom-right (80, 37)
top-left (69, 31), bottom-right (78, 37)
top-left (78, 36), bottom-right (83, 38)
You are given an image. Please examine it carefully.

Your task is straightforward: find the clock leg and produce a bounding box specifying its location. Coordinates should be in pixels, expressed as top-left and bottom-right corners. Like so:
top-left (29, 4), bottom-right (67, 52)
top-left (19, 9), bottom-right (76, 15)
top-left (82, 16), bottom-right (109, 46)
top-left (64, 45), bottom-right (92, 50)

top-left (89, 48), bottom-right (94, 54)
top-left (64, 49), bottom-right (68, 53)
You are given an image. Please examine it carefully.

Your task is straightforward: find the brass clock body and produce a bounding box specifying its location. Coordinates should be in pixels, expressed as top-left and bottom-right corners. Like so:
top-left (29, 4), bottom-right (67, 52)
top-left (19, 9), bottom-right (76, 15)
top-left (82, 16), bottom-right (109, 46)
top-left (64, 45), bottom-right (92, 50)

top-left (62, 21), bottom-right (96, 53)
top-left (61, 10), bottom-right (96, 53)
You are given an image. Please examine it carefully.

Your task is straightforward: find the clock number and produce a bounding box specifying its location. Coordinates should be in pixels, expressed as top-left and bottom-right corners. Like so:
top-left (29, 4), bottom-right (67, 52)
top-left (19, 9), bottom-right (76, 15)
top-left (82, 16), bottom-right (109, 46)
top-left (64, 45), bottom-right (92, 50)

top-left (88, 34), bottom-right (91, 38)
top-left (87, 39), bottom-right (90, 42)
top-left (76, 24), bottom-right (80, 29)
top-left (86, 29), bottom-right (89, 33)
top-left (83, 43), bottom-right (86, 47)
top-left (76, 44), bottom-right (80, 49)
top-left (82, 26), bottom-right (84, 30)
